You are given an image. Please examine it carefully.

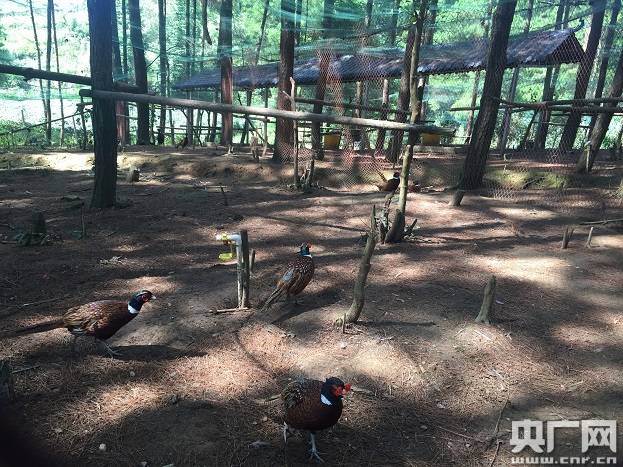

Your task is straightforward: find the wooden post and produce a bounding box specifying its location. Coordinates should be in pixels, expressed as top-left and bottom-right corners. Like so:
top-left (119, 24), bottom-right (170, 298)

top-left (0, 360), bottom-right (15, 405)
top-left (585, 226), bottom-right (594, 248)
top-left (290, 77), bottom-right (300, 188)
top-left (398, 145), bottom-right (412, 215)
top-left (475, 275), bottom-right (496, 324)
top-left (344, 206), bottom-right (377, 324)
top-left (561, 226), bottom-right (574, 249)
top-left (449, 190), bottom-right (466, 207)
top-left (240, 230), bottom-right (250, 308)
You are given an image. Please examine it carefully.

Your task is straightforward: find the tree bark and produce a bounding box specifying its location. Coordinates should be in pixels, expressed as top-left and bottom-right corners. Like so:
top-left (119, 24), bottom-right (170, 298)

top-left (51, 0), bottom-right (65, 146)
top-left (458, 0), bottom-right (517, 190)
top-left (295, 0), bottom-right (303, 46)
top-left (310, 0), bottom-right (335, 160)
top-left (120, 0), bottom-right (130, 144)
top-left (87, 0), bottom-right (118, 208)
top-left (576, 45), bottom-right (623, 173)
top-left (387, 4), bottom-right (417, 163)
top-left (111, 0), bottom-right (127, 145)
top-left (218, 0), bottom-right (233, 146)
top-left (128, 0), bottom-right (150, 145)
top-left (273, 0), bottom-right (296, 162)
top-left (354, 0), bottom-right (374, 119)
top-left (559, 0), bottom-right (606, 151)
top-left (588, 0), bottom-right (621, 133)
top-left (158, 0), bottom-right (167, 143)
top-left (407, 0), bottom-right (428, 147)
top-left (375, 0), bottom-right (400, 154)
top-left (28, 0), bottom-right (48, 142)
top-left (414, 0), bottom-right (436, 124)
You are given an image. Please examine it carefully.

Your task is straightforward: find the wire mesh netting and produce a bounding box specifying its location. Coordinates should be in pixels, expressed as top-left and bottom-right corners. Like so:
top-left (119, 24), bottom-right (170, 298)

top-left (1, 0), bottom-right (622, 215)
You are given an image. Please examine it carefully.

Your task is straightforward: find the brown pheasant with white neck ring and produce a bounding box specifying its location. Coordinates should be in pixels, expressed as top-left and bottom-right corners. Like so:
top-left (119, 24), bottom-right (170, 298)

top-left (15, 290), bottom-right (155, 357)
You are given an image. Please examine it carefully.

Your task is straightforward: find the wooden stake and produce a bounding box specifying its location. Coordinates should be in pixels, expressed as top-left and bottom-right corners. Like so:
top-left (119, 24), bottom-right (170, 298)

top-left (475, 275), bottom-right (496, 324)
top-left (250, 249), bottom-right (256, 273)
top-left (219, 185), bottom-right (228, 206)
top-left (449, 190), bottom-right (466, 207)
top-left (240, 230), bottom-right (250, 309)
top-left (585, 227), bottom-right (594, 248)
top-left (344, 206), bottom-right (378, 324)
top-left (0, 360), bottom-right (15, 405)
top-left (561, 226), bottom-right (574, 249)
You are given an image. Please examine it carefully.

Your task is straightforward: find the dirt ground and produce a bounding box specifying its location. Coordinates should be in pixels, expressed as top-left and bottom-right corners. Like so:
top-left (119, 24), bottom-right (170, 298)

top-left (1, 147), bottom-right (622, 467)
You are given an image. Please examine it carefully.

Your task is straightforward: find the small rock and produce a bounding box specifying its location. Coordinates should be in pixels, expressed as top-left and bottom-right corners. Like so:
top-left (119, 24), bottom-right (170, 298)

top-left (465, 443), bottom-right (471, 448)
top-left (338, 342), bottom-right (347, 349)
top-left (140, 462), bottom-right (148, 467)
top-left (420, 425), bottom-right (428, 431)
top-left (99, 443), bottom-right (107, 452)
top-left (54, 428), bottom-right (63, 434)
top-left (129, 371), bottom-right (136, 377)
top-left (261, 415), bottom-right (268, 422)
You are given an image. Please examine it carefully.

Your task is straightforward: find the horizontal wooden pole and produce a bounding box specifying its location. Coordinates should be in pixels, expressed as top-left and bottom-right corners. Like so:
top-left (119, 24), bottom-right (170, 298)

top-left (295, 96), bottom-right (409, 116)
top-left (79, 89), bottom-right (455, 135)
top-left (492, 96), bottom-right (623, 114)
top-left (0, 64), bottom-right (140, 93)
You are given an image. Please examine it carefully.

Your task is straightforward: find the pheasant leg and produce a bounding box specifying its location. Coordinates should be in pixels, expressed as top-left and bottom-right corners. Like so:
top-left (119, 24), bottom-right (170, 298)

top-left (99, 340), bottom-right (122, 357)
top-left (308, 432), bottom-right (324, 463)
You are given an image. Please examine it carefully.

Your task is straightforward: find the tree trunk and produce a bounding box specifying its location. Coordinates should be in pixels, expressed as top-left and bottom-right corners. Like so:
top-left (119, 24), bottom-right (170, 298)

top-left (354, 0), bottom-right (374, 119)
top-left (28, 0), bottom-right (47, 141)
top-left (87, 0), bottom-right (118, 208)
top-left (273, 0), bottom-right (296, 162)
top-left (111, 0), bottom-right (126, 145)
top-left (588, 0), bottom-right (621, 133)
top-left (534, 0), bottom-right (568, 148)
top-left (407, 0), bottom-right (428, 144)
top-left (576, 46), bottom-right (623, 173)
top-left (295, 0), bottom-right (303, 46)
top-left (310, 0), bottom-right (335, 160)
top-left (465, 0), bottom-right (493, 144)
top-left (387, 5), bottom-right (417, 163)
top-left (51, 1), bottom-right (65, 146)
top-left (158, 0), bottom-right (167, 142)
top-left (120, 0), bottom-right (130, 144)
top-left (415, 0), bottom-right (436, 124)
top-left (128, 0), bottom-right (150, 145)
top-left (218, 0), bottom-right (233, 146)
top-left (497, 0), bottom-right (533, 153)
top-left (46, 0), bottom-right (53, 144)
top-left (458, 0), bottom-right (517, 190)
top-left (375, 0), bottom-right (400, 154)
top-left (559, 0), bottom-right (606, 151)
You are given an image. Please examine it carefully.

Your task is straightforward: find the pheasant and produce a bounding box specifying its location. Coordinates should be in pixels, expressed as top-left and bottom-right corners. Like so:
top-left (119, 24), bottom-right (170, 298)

top-left (175, 135), bottom-right (189, 149)
top-left (282, 377), bottom-right (351, 462)
top-left (15, 290), bottom-right (155, 357)
top-left (262, 243), bottom-right (314, 310)
top-left (377, 171), bottom-right (400, 192)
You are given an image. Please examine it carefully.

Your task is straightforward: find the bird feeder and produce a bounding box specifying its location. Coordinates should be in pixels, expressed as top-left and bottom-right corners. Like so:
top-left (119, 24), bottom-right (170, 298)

top-left (216, 231), bottom-right (251, 309)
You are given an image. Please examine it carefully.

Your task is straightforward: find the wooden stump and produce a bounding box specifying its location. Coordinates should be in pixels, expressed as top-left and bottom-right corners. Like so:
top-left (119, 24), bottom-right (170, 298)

top-left (449, 190), bottom-right (466, 207)
top-left (126, 166), bottom-right (140, 183)
top-left (585, 227), bottom-right (594, 248)
top-left (561, 226), bottom-right (574, 249)
top-left (475, 275), bottom-right (496, 324)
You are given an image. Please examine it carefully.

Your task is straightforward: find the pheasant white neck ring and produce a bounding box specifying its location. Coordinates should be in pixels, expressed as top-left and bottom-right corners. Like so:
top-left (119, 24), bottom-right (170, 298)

top-left (320, 394), bottom-right (333, 406)
top-left (128, 304), bottom-right (140, 314)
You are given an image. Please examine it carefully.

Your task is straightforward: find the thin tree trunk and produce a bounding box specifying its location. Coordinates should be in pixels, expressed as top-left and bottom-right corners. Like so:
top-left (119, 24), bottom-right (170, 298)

top-left (458, 0), bottom-right (517, 190)
top-left (497, 0), bottom-right (533, 152)
top-left (295, 0), bottom-right (303, 46)
top-left (354, 0), bottom-right (374, 118)
top-left (29, 0), bottom-right (47, 140)
top-left (577, 45), bottom-right (623, 173)
top-left (274, 0), bottom-right (296, 161)
top-left (310, 0), bottom-right (335, 160)
top-left (129, 0), bottom-right (150, 145)
top-left (218, 0), bottom-right (233, 146)
top-left (559, 0), bottom-right (606, 150)
top-left (87, 0), bottom-right (117, 208)
top-left (534, 0), bottom-right (568, 148)
top-left (415, 0), bottom-right (436, 124)
top-left (465, 0), bottom-right (493, 144)
top-left (158, 0), bottom-right (167, 141)
top-left (375, 0), bottom-right (400, 154)
top-left (111, 0), bottom-right (127, 145)
top-left (120, 0), bottom-right (130, 144)
top-left (50, 1), bottom-right (65, 146)
top-left (45, 0), bottom-right (53, 145)
top-left (387, 1), bottom-right (417, 163)
top-left (588, 0), bottom-right (621, 133)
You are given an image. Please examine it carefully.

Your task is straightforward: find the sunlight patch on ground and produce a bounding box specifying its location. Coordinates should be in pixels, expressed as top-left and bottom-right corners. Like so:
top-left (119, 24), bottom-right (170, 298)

top-left (491, 206), bottom-right (557, 221)
top-left (478, 253), bottom-right (568, 289)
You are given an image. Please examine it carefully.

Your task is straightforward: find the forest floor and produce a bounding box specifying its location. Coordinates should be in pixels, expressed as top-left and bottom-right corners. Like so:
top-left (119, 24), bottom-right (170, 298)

top-left (1, 146), bottom-right (622, 467)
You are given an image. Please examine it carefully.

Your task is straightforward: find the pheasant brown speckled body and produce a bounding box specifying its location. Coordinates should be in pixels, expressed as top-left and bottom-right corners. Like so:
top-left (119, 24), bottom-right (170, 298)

top-left (377, 172), bottom-right (400, 192)
top-left (282, 377), bottom-right (351, 462)
top-left (262, 243), bottom-right (314, 310)
top-left (15, 290), bottom-right (154, 356)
